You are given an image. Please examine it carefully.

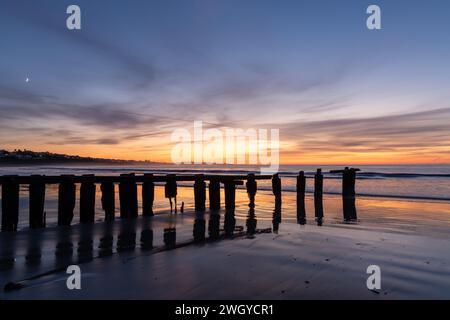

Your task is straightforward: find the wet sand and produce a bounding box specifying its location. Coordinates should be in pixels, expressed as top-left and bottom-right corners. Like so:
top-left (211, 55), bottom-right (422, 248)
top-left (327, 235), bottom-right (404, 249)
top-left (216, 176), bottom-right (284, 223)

top-left (1, 189), bottom-right (450, 299)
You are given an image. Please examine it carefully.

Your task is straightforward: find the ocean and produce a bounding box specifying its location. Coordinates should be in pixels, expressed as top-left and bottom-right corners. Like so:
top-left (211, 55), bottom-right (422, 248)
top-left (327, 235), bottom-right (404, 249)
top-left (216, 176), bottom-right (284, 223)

top-left (1, 164), bottom-right (449, 201)
top-left (1, 164), bottom-right (450, 230)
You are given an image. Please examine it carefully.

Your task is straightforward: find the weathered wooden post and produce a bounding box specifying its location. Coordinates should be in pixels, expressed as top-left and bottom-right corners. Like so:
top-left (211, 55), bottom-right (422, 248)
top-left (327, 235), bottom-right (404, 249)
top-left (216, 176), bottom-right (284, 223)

top-left (342, 168), bottom-right (352, 221)
top-left (142, 173), bottom-right (155, 217)
top-left (348, 168), bottom-right (358, 220)
top-left (1, 176), bottom-right (19, 232)
top-left (272, 173), bottom-right (282, 206)
top-left (80, 174), bottom-right (96, 224)
top-left (119, 173), bottom-right (138, 218)
top-left (100, 181), bottom-right (115, 221)
top-left (194, 174), bottom-right (206, 212)
top-left (29, 175), bottom-right (46, 229)
top-left (129, 173), bottom-right (138, 218)
top-left (224, 179), bottom-right (240, 237)
top-left (330, 167), bottom-right (360, 221)
top-left (246, 173), bottom-right (257, 209)
top-left (296, 171), bottom-right (306, 225)
top-left (209, 177), bottom-right (221, 210)
top-left (314, 169), bottom-right (324, 225)
top-left (119, 174), bottom-right (130, 218)
top-left (58, 175), bottom-right (76, 226)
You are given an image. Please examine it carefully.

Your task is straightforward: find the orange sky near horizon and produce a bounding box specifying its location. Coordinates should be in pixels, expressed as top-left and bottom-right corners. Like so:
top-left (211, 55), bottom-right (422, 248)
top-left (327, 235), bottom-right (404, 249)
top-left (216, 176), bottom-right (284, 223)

top-left (8, 142), bottom-right (450, 166)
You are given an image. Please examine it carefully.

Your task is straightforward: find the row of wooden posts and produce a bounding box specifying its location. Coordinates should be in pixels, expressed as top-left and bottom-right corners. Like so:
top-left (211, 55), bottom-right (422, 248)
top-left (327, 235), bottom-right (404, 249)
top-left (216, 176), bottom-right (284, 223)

top-left (0, 169), bottom-right (358, 232)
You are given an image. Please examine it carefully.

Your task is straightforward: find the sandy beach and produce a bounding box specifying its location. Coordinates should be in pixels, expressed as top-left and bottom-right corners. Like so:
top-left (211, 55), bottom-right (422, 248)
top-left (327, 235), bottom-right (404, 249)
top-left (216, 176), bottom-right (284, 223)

top-left (1, 188), bottom-right (450, 300)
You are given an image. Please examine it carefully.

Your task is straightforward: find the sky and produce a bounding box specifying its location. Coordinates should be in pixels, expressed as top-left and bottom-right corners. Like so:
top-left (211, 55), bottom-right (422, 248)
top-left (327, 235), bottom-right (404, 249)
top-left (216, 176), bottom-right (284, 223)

top-left (1, 0), bottom-right (450, 165)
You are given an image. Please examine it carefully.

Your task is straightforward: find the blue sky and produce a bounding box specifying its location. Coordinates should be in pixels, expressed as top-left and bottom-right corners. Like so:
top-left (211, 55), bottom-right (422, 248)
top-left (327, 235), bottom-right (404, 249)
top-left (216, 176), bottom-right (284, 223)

top-left (1, 0), bottom-right (450, 163)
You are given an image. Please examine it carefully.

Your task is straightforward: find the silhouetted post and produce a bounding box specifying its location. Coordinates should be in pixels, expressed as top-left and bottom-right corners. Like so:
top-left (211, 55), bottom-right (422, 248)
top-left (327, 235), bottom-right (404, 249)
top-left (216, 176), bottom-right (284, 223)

top-left (209, 178), bottom-right (221, 210)
top-left (119, 174), bottom-right (130, 218)
top-left (272, 173), bottom-right (282, 206)
top-left (194, 174), bottom-right (206, 212)
top-left (29, 175), bottom-right (46, 229)
top-left (58, 175), bottom-right (76, 226)
top-left (129, 173), bottom-right (138, 218)
top-left (342, 167), bottom-right (352, 221)
top-left (246, 173), bottom-right (257, 209)
top-left (142, 173), bottom-right (155, 217)
top-left (330, 167), bottom-right (360, 221)
top-left (224, 181), bottom-right (237, 210)
top-left (119, 173), bottom-right (138, 218)
top-left (349, 169), bottom-right (358, 220)
top-left (165, 174), bottom-right (178, 213)
top-left (1, 176), bottom-right (19, 232)
top-left (100, 181), bottom-right (115, 221)
top-left (297, 171), bottom-right (306, 225)
top-left (314, 169), bottom-right (324, 225)
top-left (80, 175), bottom-right (96, 224)
top-left (193, 213), bottom-right (206, 242)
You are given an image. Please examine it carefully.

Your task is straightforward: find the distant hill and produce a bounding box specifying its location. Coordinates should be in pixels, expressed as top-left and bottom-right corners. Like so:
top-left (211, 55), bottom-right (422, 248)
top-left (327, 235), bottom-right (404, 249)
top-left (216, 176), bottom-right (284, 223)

top-left (0, 149), bottom-right (151, 164)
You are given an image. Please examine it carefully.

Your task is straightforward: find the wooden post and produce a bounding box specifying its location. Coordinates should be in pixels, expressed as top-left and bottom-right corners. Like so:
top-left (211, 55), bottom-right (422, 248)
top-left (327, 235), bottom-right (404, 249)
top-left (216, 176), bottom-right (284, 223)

top-left (194, 174), bottom-right (206, 212)
top-left (1, 176), bottom-right (19, 232)
top-left (330, 167), bottom-right (360, 222)
top-left (100, 181), bottom-right (115, 221)
top-left (314, 169), bottom-right (324, 225)
top-left (80, 174), bottom-right (96, 224)
top-left (29, 175), bottom-right (46, 229)
top-left (58, 175), bottom-right (76, 227)
top-left (119, 174), bottom-right (137, 218)
top-left (349, 169), bottom-right (358, 220)
top-left (119, 174), bottom-right (129, 218)
top-left (209, 178), bottom-right (221, 210)
top-left (129, 173), bottom-right (138, 218)
top-left (296, 171), bottom-right (306, 225)
top-left (142, 173), bottom-right (155, 217)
